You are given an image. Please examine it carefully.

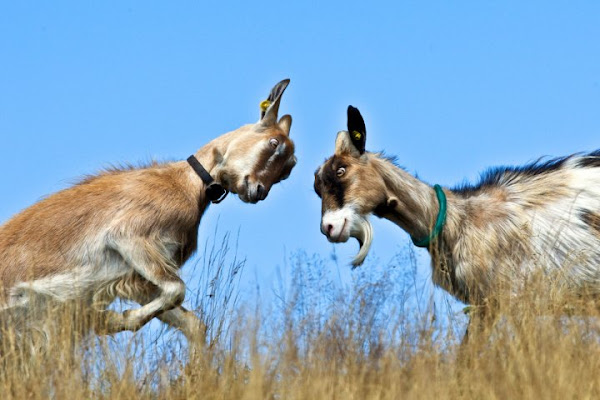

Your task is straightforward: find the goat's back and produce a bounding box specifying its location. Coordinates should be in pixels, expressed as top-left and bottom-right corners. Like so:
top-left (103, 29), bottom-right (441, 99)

top-left (0, 163), bottom-right (202, 301)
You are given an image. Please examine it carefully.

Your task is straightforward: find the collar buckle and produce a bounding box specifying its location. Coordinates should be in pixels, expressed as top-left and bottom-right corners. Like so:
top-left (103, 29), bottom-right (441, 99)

top-left (206, 182), bottom-right (228, 204)
top-left (187, 155), bottom-right (229, 204)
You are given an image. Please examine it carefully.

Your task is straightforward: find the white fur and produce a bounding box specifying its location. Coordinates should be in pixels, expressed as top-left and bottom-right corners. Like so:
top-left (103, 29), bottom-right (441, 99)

top-left (322, 206), bottom-right (358, 242)
top-left (446, 160), bottom-right (600, 300)
top-left (225, 139), bottom-right (266, 179)
top-left (528, 167), bottom-right (600, 288)
top-left (322, 205), bottom-right (373, 266)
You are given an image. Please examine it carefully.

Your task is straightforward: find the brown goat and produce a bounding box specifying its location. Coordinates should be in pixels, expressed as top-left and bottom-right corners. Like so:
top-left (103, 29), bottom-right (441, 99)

top-left (0, 79), bottom-right (296, 342)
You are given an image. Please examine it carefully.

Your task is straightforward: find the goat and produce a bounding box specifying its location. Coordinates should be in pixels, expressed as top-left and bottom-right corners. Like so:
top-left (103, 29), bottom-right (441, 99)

top-left (0, 79), bottom-right (296, 342)
top-left (314, 105), bottom-right (600, 338)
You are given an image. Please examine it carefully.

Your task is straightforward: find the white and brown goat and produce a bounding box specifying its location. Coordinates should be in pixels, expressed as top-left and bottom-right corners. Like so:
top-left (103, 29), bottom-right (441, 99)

top-left (0, 79), bottom-right (296, 341)
top-left (315, 106), bottom-right (600, 326)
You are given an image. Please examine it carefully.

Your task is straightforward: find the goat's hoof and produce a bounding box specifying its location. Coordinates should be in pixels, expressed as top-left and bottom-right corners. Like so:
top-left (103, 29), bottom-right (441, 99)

top-left (183, 314), bottom-right (206, 340)
top-left (94, 310), bottom-right (143, 334)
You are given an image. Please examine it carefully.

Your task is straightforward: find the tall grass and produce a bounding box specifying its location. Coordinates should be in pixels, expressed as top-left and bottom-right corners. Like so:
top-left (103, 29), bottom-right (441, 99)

top-left (2, 235), bottom-right (600, 399)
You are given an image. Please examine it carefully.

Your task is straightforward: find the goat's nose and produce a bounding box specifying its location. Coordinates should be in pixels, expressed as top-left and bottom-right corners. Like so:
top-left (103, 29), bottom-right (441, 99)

top-left (326, 224), bottom-right (334, 237)
top-left (257, 184), bottom-right (266, 200)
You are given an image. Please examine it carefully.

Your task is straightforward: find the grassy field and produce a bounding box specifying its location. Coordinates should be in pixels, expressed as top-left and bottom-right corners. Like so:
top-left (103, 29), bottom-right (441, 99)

top-left (2, 237), bottom-right (600, 399)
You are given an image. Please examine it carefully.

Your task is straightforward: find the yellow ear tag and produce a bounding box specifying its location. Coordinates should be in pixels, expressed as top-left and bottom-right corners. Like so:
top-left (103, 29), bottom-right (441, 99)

top-left (352, 131), bottom-right (362, 141)
top-left (260, 99), bottom-right (271, 112)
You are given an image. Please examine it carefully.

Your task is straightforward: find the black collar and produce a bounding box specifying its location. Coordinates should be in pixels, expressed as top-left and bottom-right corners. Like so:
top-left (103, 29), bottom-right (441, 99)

top-left (186, 155), bottom-right (228, 204)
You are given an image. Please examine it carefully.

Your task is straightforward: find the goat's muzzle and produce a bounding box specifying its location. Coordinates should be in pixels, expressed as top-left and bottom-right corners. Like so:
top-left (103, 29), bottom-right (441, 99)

top-left (321, 209), bottom-right (373, 267)
top-left (239, 177), bottom-right (270, 203)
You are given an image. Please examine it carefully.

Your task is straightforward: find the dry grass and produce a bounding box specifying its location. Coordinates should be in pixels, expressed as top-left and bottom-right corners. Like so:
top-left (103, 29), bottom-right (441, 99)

top-left (2, 239), bottom-right (600, 399)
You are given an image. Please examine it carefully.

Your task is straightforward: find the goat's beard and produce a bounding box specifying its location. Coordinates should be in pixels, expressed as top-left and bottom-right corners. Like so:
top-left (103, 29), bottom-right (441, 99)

top-left (350, 217), bottom-right (373, 267)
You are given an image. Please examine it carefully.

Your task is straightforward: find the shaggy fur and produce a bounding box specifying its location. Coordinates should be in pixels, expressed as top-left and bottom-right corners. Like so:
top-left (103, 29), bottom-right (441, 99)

top-left (315, 106), bottom-right (600, 308)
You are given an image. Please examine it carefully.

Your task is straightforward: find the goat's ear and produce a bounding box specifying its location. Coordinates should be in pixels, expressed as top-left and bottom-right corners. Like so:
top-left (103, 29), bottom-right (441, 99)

top-left (347, 105), bottom-right (366, 154)
top-left (335, 131), bottom-right (361, 157)
top-left (278, 114), bottom-right (292, 136)
top-left (259, 79), bottom-right (290, 125)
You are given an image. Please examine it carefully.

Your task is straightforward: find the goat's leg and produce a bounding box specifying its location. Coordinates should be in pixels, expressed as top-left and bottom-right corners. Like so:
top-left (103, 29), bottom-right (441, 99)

top-left (97, 304), bottom-right (205, 344)
top-left (102, 237), bottom-right (187, 333)
top-left (458, 303), bottom-right (499, 366)
top-left (157, 307), bottom-right (206, 341)
top-left (110, 274), bottom-right (205, 342)
top-left (100, 274), bottom-right (206, 362)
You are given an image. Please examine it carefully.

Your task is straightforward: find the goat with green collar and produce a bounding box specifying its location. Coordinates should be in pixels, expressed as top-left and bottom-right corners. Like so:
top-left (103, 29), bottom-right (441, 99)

top-left (315, 106), bottom-right (600, 340)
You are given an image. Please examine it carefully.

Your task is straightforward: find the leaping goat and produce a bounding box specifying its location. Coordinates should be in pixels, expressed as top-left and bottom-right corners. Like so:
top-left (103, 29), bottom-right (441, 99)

top-left (0, 79), bottom-right (296, 342)
top-left (315, 105), bottom-right (600, 324)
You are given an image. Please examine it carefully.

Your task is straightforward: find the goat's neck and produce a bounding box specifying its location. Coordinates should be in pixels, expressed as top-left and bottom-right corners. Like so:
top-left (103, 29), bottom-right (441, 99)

top-left (193, 127), bottom-right (246, 181)
top-left (373, 158), bottom-right (446, 244)
top-left (172, 130), bottom-right (238, 209)
top-left (194, 137), bottom-right (226, 176)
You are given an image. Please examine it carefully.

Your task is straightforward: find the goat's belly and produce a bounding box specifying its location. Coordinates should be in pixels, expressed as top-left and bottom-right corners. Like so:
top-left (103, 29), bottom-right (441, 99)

top-left (6, 261), bottom-right (131, 308)
top-left (439, 254), bottom-right (600, 305)
top-left (528, 233), bottom-right (600, 294)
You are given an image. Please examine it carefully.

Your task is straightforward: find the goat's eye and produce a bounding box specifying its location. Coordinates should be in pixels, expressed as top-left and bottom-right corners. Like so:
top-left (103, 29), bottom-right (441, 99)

top-left (269, 138), bottom-right (279, 148)
top-left (336, 167), bottom-right (346, 177)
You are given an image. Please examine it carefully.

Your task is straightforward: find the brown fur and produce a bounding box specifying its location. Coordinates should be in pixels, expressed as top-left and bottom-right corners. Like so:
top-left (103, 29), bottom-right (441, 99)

top-left (0, 80), bottom-right (296, 342)
top-left (0, 163), bottom-right (200, 294)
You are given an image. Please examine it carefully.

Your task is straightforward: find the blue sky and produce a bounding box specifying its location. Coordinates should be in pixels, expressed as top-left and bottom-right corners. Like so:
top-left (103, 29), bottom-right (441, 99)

top-left (1, 2), bottom-right (599, 310)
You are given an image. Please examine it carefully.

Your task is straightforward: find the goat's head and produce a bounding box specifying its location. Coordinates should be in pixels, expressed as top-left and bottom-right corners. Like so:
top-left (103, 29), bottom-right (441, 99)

top-left (314, 106), bottom-right (387, 266)
top-left (214, 79), bottom-right (296, 204)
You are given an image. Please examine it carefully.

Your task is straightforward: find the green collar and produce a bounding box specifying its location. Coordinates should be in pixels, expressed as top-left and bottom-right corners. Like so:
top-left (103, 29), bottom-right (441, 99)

top-left (411, 184), bottom-right (447, 248)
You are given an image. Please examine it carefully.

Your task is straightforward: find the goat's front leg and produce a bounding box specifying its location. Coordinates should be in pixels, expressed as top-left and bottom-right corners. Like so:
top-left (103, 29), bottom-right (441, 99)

top-left (458, 302), bottom-right (499, 365)
top-left (103, 237), bottom-right (187, 333)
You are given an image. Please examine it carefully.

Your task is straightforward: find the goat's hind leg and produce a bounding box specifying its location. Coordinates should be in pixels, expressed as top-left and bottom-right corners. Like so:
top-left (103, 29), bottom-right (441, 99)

top-left (98, 273), bottom-right (206, 363)
top-left (110, 274), bottom-right (205, 342)
top-left (103, 237), bottom-right (187, 333)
